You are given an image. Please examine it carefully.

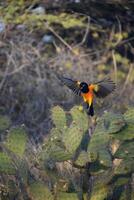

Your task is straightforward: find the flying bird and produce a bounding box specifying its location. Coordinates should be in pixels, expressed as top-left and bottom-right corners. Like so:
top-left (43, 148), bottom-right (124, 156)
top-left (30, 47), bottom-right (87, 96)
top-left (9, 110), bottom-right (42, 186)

top-left (59, 76), bottom-right (116, 116)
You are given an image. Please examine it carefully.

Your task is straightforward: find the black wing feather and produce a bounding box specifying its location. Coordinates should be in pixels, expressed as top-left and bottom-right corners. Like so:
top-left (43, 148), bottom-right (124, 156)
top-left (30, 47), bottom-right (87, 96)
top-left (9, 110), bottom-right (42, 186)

top-left (93, 78), bottom-right (116, 98)
top-left (58, 76), bottom-right (81, 96)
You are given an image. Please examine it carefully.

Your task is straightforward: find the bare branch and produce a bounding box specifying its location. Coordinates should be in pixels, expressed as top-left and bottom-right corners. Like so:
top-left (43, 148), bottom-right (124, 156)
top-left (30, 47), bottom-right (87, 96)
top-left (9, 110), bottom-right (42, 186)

top-left (112, 50), bottom-right (118, 84)
top-left (120, 64), bottom-right (133, 96)
top-left (44, 22), bottom-right (74, 54)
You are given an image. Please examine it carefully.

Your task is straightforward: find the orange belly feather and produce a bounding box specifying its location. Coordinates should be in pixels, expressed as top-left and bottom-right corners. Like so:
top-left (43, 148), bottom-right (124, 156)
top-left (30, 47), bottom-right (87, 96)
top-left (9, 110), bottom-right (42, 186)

top-left (81, 87), bottom-right (94, 106)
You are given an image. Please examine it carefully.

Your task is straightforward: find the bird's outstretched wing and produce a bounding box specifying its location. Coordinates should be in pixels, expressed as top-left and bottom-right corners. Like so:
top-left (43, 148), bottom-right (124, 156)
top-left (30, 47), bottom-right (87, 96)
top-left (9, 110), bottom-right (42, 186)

top-left (59, 76), bottom-right (81, 96)
top-left (91, 77), bottom-right (116, 98)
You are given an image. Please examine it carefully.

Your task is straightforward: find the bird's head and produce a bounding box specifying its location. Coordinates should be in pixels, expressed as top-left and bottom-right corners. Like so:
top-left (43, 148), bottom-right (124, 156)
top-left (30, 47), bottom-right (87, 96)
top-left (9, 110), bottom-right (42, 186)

top-left (80, 82), bottom-right (89, 93)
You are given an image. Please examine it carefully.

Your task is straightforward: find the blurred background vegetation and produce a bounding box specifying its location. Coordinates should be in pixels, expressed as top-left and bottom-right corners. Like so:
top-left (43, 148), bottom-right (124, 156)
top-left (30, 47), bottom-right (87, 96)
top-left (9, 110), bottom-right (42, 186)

top-left (0, 0), bottom-right (134, 199)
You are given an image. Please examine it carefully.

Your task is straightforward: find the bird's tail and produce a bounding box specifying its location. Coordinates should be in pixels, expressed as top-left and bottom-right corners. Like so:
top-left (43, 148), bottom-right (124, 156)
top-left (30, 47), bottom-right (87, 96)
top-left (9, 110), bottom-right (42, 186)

top-left (87, 102), bottom-right (94, 116)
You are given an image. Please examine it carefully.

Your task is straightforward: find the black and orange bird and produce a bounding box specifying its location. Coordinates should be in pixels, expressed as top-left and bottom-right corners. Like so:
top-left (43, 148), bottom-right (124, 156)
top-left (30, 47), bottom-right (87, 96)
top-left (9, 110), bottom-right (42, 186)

top-left (59, 76), bottom-right (116, 116)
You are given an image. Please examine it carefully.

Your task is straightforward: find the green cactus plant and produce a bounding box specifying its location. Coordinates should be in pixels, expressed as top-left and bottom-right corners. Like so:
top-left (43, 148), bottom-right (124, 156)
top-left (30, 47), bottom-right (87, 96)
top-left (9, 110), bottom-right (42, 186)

top-left (17, 159), bottom-right (28, 184)
top-left (87, 131), bottom-right (110, 163)
top-left (114, 158), bottom-right (134, 175)
top-left (113, 177), bottom-right (129, 187)
top-left (40, 135), bottom-right (72, 163)
top-left (51, 106), bottom-right (67, 131)
top-left (111, 109), bottom-right (134, 178)
top-left (70, 106), bottom-right (89, 133)
top-left (50, 127), bottom-right (63, 139)
top-left (86, 109), bottom-right (134, 199)
top-left (124, 107), bottom-right (134, 123)
top-left (99, 149), bottom-right (112, 168)
top-left (41, 106), bottom-right (89, 164)
top-left (62, 106), bottom-right (88, 159)
top-left (1, 105), bottom-right (134, 200)
top-left (0, 121), bottom-right (30, 199)
top-left (29, 182), bottom-right (53, 200)
top-left (7, 179), bottom-right (19, 199)
top-left (111, 123), bottom-right (134, 141)
top-left (62, 125), bottom-right (84, 156)
top-left (0, 152), bottom-right (16, 174)
top-left (39, 106), bottom-right (133, 199)
top-left (88, 161), bottom-right (106, 175)
top-left (114, 141), bottom-right (134, 159)
top-left (57, 192), bottom-right (78, 200)
top-left (90, 185), bottom-right (110, 200)
top-left (96, 112), bottom-right (126, 134)
top-left (5, 126), bottom-right (27, 157)
top-left (74, 150), bottom-right (89, 167)
top-left (40, 106), bottom-right (134, 199)
top-left (49, 144), bottom-right (72, 162)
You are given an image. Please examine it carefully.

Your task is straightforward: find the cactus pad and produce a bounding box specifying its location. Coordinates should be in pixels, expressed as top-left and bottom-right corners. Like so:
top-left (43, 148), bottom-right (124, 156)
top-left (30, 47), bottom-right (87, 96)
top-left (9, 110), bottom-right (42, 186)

top-left (99, 149), bottom-right (112, 167)
top-left (90, 185), bottom-right (109, 200)
top-left (62, 125), bottom-right (84, 156)
top-left (111, 123), bottom-right (134, 141)
top-left (70, 106), bottom-right (88, 132)
top-left (49, 144), bottom-right (72, 162)
top-left (0, 152), bottom-right (15, 174)
top-left (51, 106), bottom-right (67, 130)
top-left (29, 182), bottom-right (53, 200)
top-left (114, 141), bottom-right (134, 159)
top-left (124, 107), bottom-right (134, 123)
top-left (75, 150), bottom-right (89, 166)
top-left (5, 126), bottom-right (27, 157)
top-left (114, 158), bottom-right (134, 175)
top-left (97, 112), bottom-right (126, 134)
top-left (58, 192), bottom-right (78, 200)
top-left (87, 132), bottom-right (110, 162)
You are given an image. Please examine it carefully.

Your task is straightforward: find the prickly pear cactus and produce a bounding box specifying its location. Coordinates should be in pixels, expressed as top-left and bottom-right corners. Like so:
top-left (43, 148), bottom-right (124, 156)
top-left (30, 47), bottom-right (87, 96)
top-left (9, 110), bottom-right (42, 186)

top-left (90, 185), bottom-right (109, 200)
top-left (62, 106), bottom-right (89, 162)
top-left (96, 112), bottom-right (126, 134)
top-left (74, 150), bottom-right (89, 167)
top-left (111, 108), bottom-right (134, 180)
top-left (5, 126), bottom-right (27, 157)
top-left (112, 123), bottom-right (134, 141)
top-left (124, 107), bottom-right (134, 123)
top-left (40, 133), bottom-right (72, 163)
top-left (51, 106), bottom-right (67, 131)
top-left (0, 114), bottom-right (29, 199)
top-left (6, 179), bottom-right (19, 199)
top-left (62, 106), bottom-right (88, 158)
top-left (1, 106), bottom-right (134, 200)
top-left (39, 106), bottom-right (134, 200)
top-left (0, 152), bottom-right (15, 174)
top-left (114, 140), bottom-right (134, 159)
top-left (41, 106), bottom-right (89, 164)
top-left (112, 107), bottom-right (134, 141)
top-left (62, 125), bottom-right (84, 156)
top-left (57, 192), bottom-right (78, 200)
top-left (29, 182), bottom-right (53, 200)
top-left (87, 131), bottom-right (110, 162)
top-left (70, 106), bottom-right (89, 132)
top-left (99, 149), bottom-right (112, 167)
top-left (87, 111), bottom-right (127, 168)
top-left (48, 143), bottom-right (72, 162)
